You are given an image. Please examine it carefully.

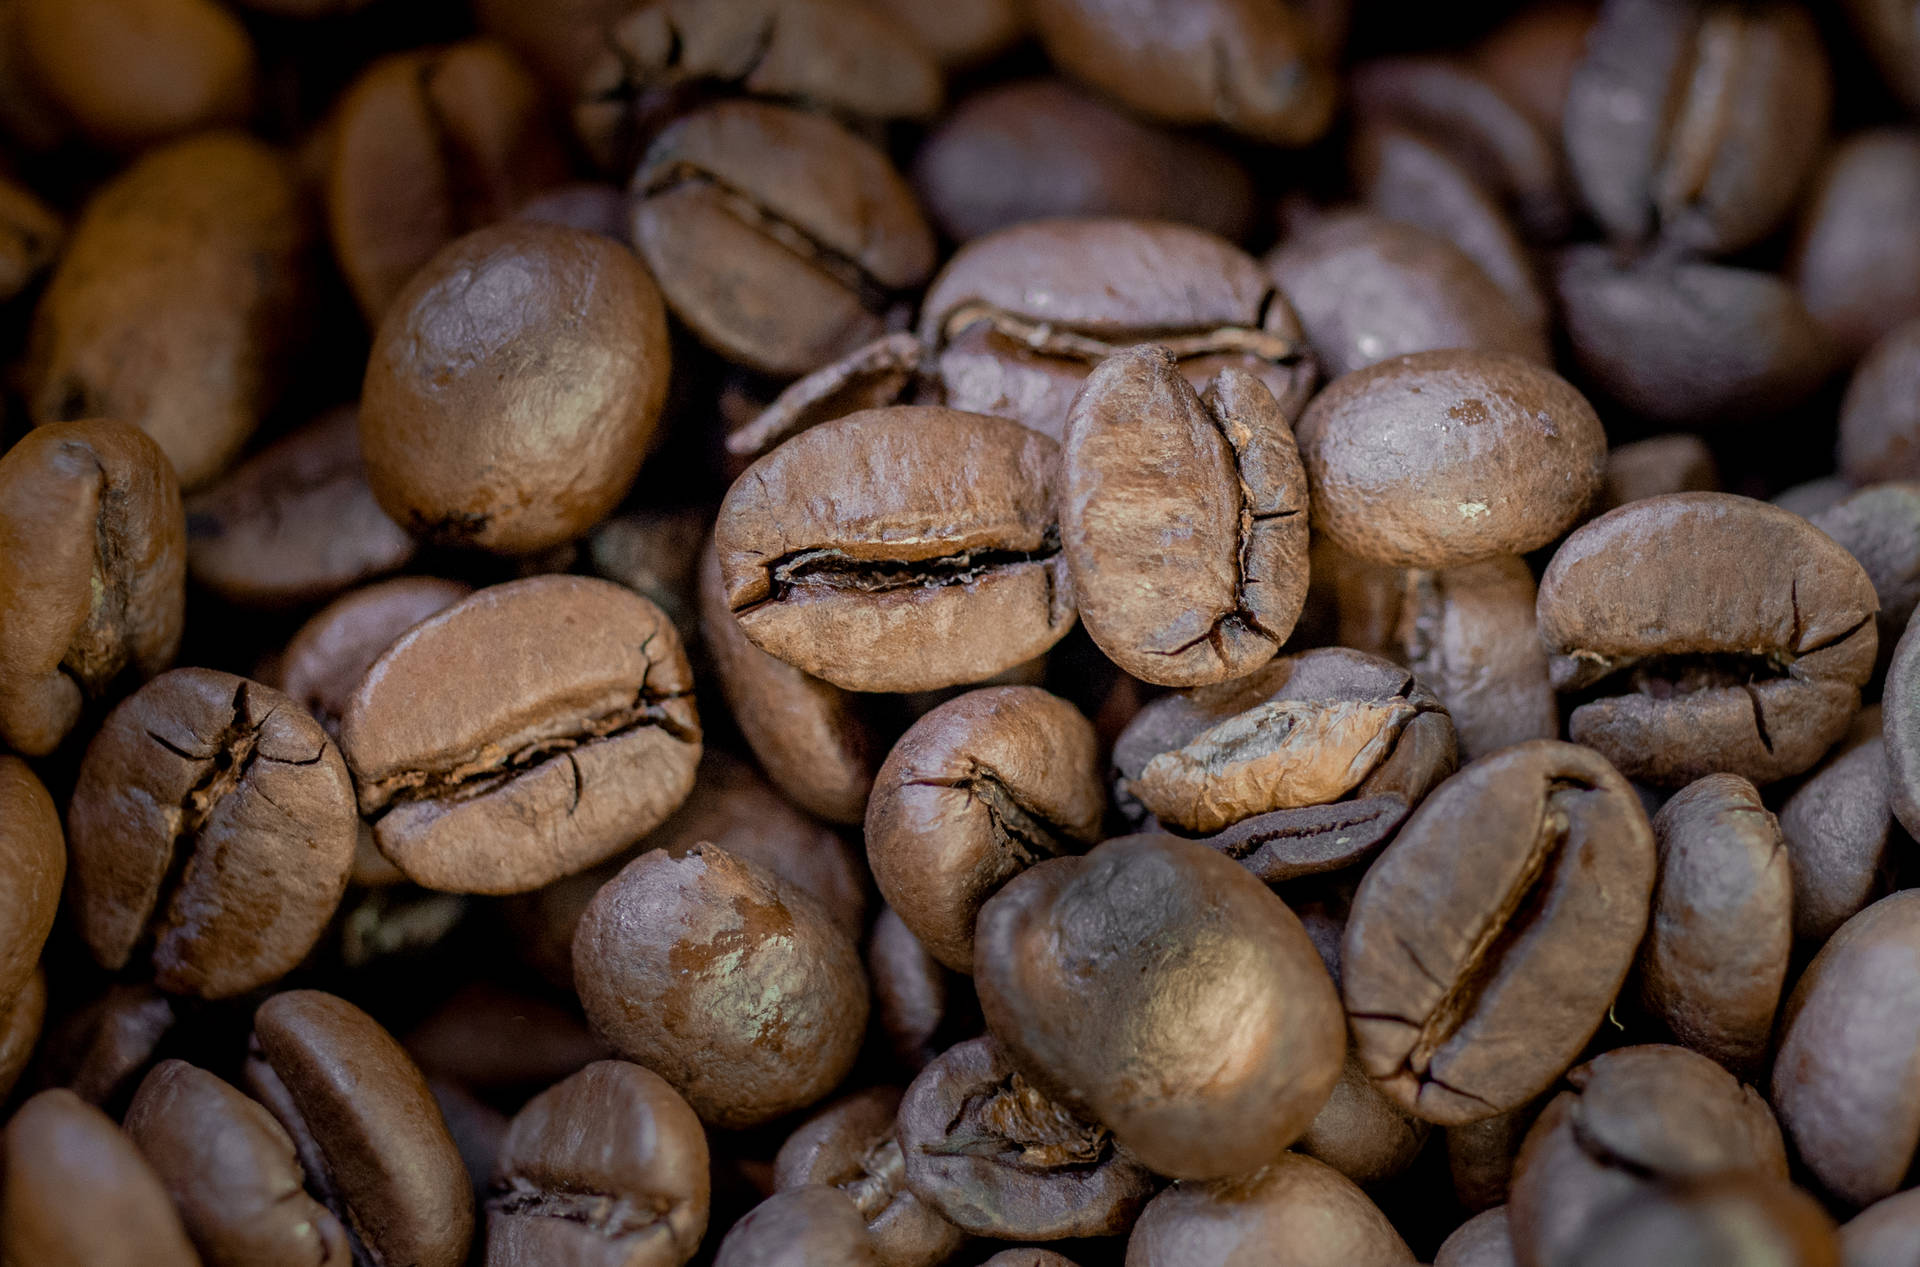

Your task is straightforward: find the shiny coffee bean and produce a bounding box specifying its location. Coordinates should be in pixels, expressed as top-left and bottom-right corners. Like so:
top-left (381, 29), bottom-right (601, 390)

top-left (1343, 740), bottom-right (1655, 1124)
top-left (1125, 1152), bottom-right (1414, 1266)
top-left (775, 1086), bottom-right (964, 1265)
top-left (1792, 130), bottom-right (1920, 365)
top-left (0, 757), bottom-right (64, 1013)
top-left (1839, 318), bottom-right (1920, 485)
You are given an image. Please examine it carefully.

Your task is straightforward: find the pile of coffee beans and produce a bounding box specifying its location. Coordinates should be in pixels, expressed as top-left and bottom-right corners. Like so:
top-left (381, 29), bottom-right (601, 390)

top-left (4, 0), bottom-right (1920, 1264)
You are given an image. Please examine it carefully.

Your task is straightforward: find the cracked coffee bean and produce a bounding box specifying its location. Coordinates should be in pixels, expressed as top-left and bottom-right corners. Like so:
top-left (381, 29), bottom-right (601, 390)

top-left (65, 668), bottom-right (358, 999)
top-left (630, 99), bottom-right (934, 377)
top-left (1125, 1152), bottom-right (1413, 1267)
top-left (1062, 346), bottom-right (1309, 686)
top-left (715, 407), bottom-right (1074, 694)
top-left (488, 1059), bottom-right (710, 1267)
top-left (1112, 647), bottom-right (1456, 881)
top-left (0, 418), bottom-right (185, 757)
top-left (246, 990), bottom-right (473, 1267)
top-left (867, 686), bottom-right (1102, 972)
top-left (896, 1034), bottom-right (1153, 1240)
top-left (974, 833), bottom-right (1345, 1179)
top-left (340, 575), bottom-right (700, 894)
top-left (1538, 492), bottom-right (1878, 787)
top-left (1342, 740), bottom-right (1655, 1125)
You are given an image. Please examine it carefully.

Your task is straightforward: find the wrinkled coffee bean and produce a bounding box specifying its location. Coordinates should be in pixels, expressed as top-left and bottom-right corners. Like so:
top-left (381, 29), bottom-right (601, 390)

top-left (1343, 740), bottom-right (1655, 1124)
top-left (776, 1085), bottom-right (964, 1264)
top-left (1839, 318), bottom-right (1920, 485)
top-left (1791, 129), bottom-right (1920, 364)
top-left (1125, 1152), bottom-right (1414, 1266)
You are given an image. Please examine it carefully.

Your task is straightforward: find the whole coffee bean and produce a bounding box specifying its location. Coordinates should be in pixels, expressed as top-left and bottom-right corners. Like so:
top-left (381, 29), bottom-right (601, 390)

top-left (34, 983), bottom-right (174, 1109)
top-left (1554, 246), bottom-right (1834, 428)
top-left (1028, 0), bottom-right (1335, 144)
top-left (1598, 434), bottom-right (1719, 513)
top-left (1887, 618), bottom-right (1920, 843)
top-left (246, 990), bottom-right (472, 1267)
top-left (775, 1086), bottom-right (964, 1265)
top-left (19, 0), bottom-right (256, 152)
top-left (0, 967), bottom-right (45, 1104)
top-left (1844, 0), bottom-right (1920, 113)
top-left (867, 905), bottom-right (978, 1073)
top-left (1062, 347), bottom-right (1309, 685)
top-left (1116, 647), bottom-right (1454, 878)
top-left (1507, 1045), bottom-right (1787, 1267)
top-left (1297, 1053), bottom-right (1432, 1187)
top-left (1447, 1100), bottom-right (1544, 1213)
top-left (1791, 130), bottom-right (1920, 365)
top-left (574, 842), bottom-right (870, 1127)
top-left (897, 1034), bottom-right (1154, 1240)
top-left (183, 409), bottom-right (415, 608)
top-left (1637, 773), bottom-right (1791, 1073)
top-left (573, 0), bottom-right (942, 174)
top-left (1435, 1206), bottom-right (1514, 1267)
top-left (404, 983), bottom-right (609, 1094)
top-left (1538, 493), bottom-right (1878, 787)
top-left (1780, 707), bottom-right (1902, 944)
top-left (0, 418), bottom-right (185, 756)
top-left (1296, 349), bottom-right (1605, 569)
top-left (911, 78), bottom-right (1254, 244)
top-left (277, 576), bottom-right (473, 738)
top-left (631, 99), bottom-right (934, 378)
top-left (488, 1059), bottom-right (710, 1267)
top-left (124, 1059), bottom-right (351, 1267)
top-left (975, 833), bottom-right (1346, 1179)
top-left (1771, 890), bottom-right (1920, 1207)
top-left (26, 131), bottom-right (311, 489)
top-left (327, 40), bottom-right (570, 323)
top-left (1561, 1173), bottom-right (1838, 1267)
top-left (698, 541), bottom-right (880, 824)
top-left (340, 575), bottom-right (700, 894)
top-left (715, 407), bottom-right (1073, 694)
top-left (1842, 1187), bottom-right (1920, 1267)
top-left (1839, 318), bottom-right (1920, 486)
top-left (66, 668), bottom-right (357, 998)
top-left (1810, 483), bottom-right (1920, 682)
top-left (1125, 1152), bottom-right (1414, 1266)
top-left (1343, 740), bottom-right (1655, 1125)
top-left (360, 221), bottom-right (670, 555)
top-left (867, 686), bottom-right (1101, 972)
top-left (1562, 0), bottom-right (1829, 255)
top-left (715, 1186), bottom-right (882, 1267)
top-left (0, 758), bottom-right (61, 1013)
top-left (0, 1088), bottom-right (201, 1267)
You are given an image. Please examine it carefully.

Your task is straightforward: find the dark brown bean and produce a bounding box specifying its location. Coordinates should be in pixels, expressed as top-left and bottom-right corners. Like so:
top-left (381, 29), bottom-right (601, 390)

top-left (775, 1086), bottom-right (964, 1265)
top-left (0, 757), bottom-right (63, 1012)
top-left (1840, 318), bottom-right (1920, 486)
top-left (1124, 1153), bottom-right (1414, 1266)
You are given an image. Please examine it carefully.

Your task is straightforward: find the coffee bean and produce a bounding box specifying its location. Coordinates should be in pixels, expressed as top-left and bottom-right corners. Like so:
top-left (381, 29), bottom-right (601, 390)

top-left (715, 1186), bottom-right (882, 1267)
top-left (874, 0), bottom-right (1025, 68)
top-left (0, 968), bottom-right (44, 1105)
top-left (1842, 1187), bottom-right (1920, 1267)
top-left (1561, 1173), bottom-right (1838, 1267)
top-left (1539, 493), bottom-right (1878, 786)
top-left (1297, 1053), bottom-right (1432, 1187)
top-left (34, 983), bottom-right (174, 1109)
top-left (340, 575), bottom-right (700, 894)
top-left (1124, 1153), bottom-right (1414, 1266)
top-left (1839, 318), bottom-right (1920, 485)
top-left (1296, 349), bottom-right (1605, 569)
top-left (1471, 4), bottom-right (1593, 139)
top-left (1810, 483), bottom-right (1920, 682)
top-left (1343, 740), bottom-right (1655, 1124)
top-left (0, 419), bottom-right (185, 756)
top-left (66, 668), bottom-right (357, 997)
top-left (1791, 130), bottom-right (1920, 364)
top-left (775, 1085), bottom-right (964, 1264)
top-left (0, 758), bottom-right (63, 1014)
top-left (866, 905), bottom-right (978, 1074)
top-left (1446, 1100), bottom-right (1543, 1213)
top-left (1434, 1206), bottom-right (1513, 1267)
top-left (125, 1058), bottom-right (352, 1266)
top-left (1062, 346), bottom-right (1309, 685)
top-left (715, 407), bottom-right (1074, 694)
top-left (488, 1059), bottom-right (710, 1267)
top-left (975, 833), bottom-right (1346, 1179)
top-left (277, 576), bottom-right (473, 738)
top-left (1779, 707), bottom-right (1903, 944)
top-left (1597, 434), bottom-right (1719, 513)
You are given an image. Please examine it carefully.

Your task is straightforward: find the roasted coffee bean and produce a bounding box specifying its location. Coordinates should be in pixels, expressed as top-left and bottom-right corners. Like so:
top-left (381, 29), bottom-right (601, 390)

top-left (1771, 890), bottom-right (1920, 1207)
top-left (573, 0), bottom-right (942, 174)
top-left (1125, 1152), bottom-right (1414, 1266)
top-left (1839, 318), bottom-right (1920, 486)
top-left (874, 0), bottom-right (1024, 68)
top-left (1447, 1100), bottom-right (1542, 1213)
top-left (0, 758), bottom-right (63, 1013)
top-left (1842, 1188), bottom-right (1920, 1267)
top-left (488, 1059), bottom-right (710, 1267)
top-left (975, 833), bottom-right (1345, 1179)
top-left (1561, 1173), bottom-right (1839, 1267)
top-left (1297, 349), bottom-right (1604, 569)
top-left (1343, 740), bottom-right (1655, 1125)
top-left (1112, 648), bottom-right (1455, 879)
top-left (574, 842), bottom-right (869, 1127)
top-left (775, 1086), bottom-right (964, 1265)
top-left (1562, 0), bottom-right (1830, 255)
top-left (1791, 130), bottom-right (1920, 365)
top-left (1554, 246), bottom-right (1834, 428)
top-left (1780, 706), bottom-right (1903, 944)
top-left (715, 1186), bottom-right (882, 1267)
top-left (1028, 0), bottom-right (1335, 144)
top-left (327, 40), bottom-right (570, 323)
top-left (1434, 1206), bottom-right (1514, 1267)
top-left (1297, 1053), bottom-right (1432, 1187)
top-left (124, 1059), bottom-right (351, 1267)
top-left (1538, 493), bottom-right (1878, 787)
top-left (1637, 773), bottom-right (1791, 1073)
top-left (184, 409), bottom-right (415, 607)
top-left (867, 686), bottom-right (1101, 972)
top-left (66, 668), bottom-right (357, 998)
top-left (360, 221), bottom-right (671, 555)
top-left (1887, 619), bottom-right (1920, 842)
top-left (0, 968), bottom-right (45, 1104)
top-left (698, 540), bottom-right (880, 824)
top-left (0, 418), bottom-right (184, 756)
top-left (1810, 483), bottom-right (1920, 682)
top-left (1598, 434), bottom-right (1718, 513)
top-left (1062, 347), bottom-right (1309, 685)
top-left (0, 1088), bottom-right (201, 1267)
top-left (276, 577), bottom-right (473, 738)
top-left (34, 983), bottom-right (174, 1109)
top-left (867, 905), bottom-right (976, 1073)
top-left (1507, 1045), bottom-right (1788, 1267)
top-left (897, 1035), bottom-right (1152, 1240)
top-left (912, 78), bottom-right (1254, 244)
top-left (631, 99), bottom-right (934, 378)
top-left (715, 407), bottom-right (1073, 694)
top-left (339, 575), bottom-right (701, 894)
top-left (26, 132), bottom-right (311, 489)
